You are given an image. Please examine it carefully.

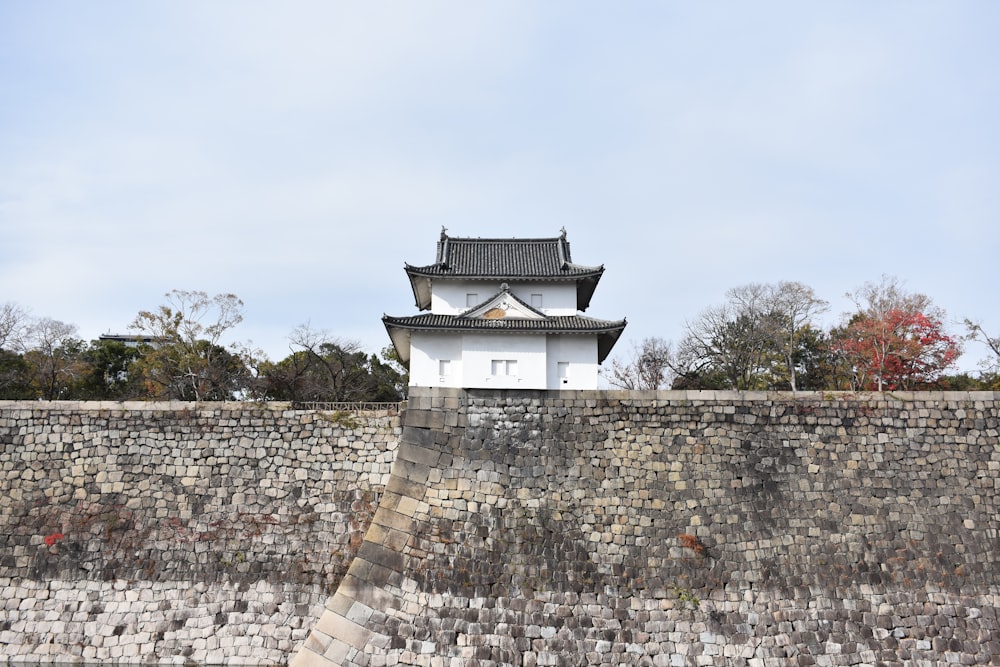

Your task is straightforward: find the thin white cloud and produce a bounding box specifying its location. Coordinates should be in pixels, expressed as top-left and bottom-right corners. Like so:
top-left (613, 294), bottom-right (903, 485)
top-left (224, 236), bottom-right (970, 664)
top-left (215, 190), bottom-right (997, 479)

top-left (0, 1), bottom-right (997, 374)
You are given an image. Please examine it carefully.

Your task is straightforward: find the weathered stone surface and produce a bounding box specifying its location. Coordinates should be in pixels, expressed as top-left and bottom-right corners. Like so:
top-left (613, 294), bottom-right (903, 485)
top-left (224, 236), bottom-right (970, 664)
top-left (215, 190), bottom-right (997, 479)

top-left (0, 401), bottom-right (400, 665)
top-left (3, 391), bottom-right (1000, 665)
top-left (295, 388), bottom-right (1000, 667)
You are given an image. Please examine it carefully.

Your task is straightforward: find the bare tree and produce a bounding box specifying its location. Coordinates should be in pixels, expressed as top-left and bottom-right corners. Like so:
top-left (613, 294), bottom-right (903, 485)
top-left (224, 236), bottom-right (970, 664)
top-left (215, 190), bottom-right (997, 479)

top-left (680, 283), bottom-right (780, 390)
top-left (288, 324), bottom-right (371, 401)
top-left (605, 337), bottom-right (675, 390)
top-left (963, 319), bottom-right (1000, 376)
top-left (671, 281), bottom-right (830, 390)
top-left (846, 274), bottom-right (936, 319)
top-left (252, 324), bottom-right (387, 402)
top-left (132, 290), bottom-right (244, 349)
top-left (771, 282), bottom-right (829, 391)
top-left (23, 317), bottom-right (83, 399)
top-left (130, 290), bottom-right (247, 400)
top-left (0, 302), bottom-right (30, 352)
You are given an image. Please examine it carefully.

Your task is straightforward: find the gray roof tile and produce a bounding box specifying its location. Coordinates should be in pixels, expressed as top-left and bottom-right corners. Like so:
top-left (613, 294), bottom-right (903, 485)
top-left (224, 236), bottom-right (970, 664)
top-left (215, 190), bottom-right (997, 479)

top-left (383, 313), bottom-right (626, 333)
top-left (404, 230), bottom-right (606, 311)
top-left (405, 233), bottom-right (603, 279)
top-left (383, 313), bottom-right (627, 363)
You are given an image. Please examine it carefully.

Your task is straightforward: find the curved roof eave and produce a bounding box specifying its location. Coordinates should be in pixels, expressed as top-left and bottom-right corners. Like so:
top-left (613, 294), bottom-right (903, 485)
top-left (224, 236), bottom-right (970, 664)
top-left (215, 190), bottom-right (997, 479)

top-left (404, 264), bottom-right (434, 311)
top-left (596, 322), bottom-right (627, 364)
top-left (404, 265), bottom-right (605, 281)
top-left (383, 313), bottom-right (627, 364)
top-left (382, 318), bottom-right (413, 364)
top-left (403, 263), bottom-right (605, 311)
top-left (576, 269), bottom-right (603, 311)
top-left (383, 315), bottom-right (625, 338)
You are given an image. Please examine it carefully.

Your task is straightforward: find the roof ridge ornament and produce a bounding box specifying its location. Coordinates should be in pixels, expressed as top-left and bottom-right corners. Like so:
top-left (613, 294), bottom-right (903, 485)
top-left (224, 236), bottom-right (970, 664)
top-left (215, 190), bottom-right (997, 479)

top-left (403, 229), bottom-right (606, 311)
top-left (385, 228), bottom-right (627, 382)
top-left (439, 227), bottom-right (451, 269)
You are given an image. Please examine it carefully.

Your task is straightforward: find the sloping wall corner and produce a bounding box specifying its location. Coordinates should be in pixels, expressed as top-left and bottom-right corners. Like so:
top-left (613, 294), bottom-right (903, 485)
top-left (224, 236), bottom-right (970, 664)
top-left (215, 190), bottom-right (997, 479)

top-left (291, 388), bottom-right (467, 667)
top-left (290, 388), bottom-right (1000, 667)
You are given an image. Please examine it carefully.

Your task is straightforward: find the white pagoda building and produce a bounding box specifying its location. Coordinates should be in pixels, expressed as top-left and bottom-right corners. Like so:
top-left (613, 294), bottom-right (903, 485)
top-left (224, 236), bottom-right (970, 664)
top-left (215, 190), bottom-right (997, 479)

top-left (383, 228), bottom-right (626, 390)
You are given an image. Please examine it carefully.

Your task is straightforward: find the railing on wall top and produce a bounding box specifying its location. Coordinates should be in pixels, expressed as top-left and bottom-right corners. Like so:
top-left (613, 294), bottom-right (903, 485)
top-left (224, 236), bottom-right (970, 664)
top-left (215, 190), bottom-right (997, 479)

top-left (291, 401), bottom-right (405, 415)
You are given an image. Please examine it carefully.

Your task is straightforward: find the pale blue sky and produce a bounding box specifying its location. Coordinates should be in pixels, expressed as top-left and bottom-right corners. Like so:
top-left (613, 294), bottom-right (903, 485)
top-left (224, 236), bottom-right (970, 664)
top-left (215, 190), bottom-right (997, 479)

top-left (2, 2), bottom-right (998, 373)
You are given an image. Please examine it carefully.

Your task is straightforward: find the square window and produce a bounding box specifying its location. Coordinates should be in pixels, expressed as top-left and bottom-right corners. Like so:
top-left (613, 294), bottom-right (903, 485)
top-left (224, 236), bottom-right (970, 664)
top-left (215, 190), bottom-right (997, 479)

top-left (491, 359), bottom-right (517, 377)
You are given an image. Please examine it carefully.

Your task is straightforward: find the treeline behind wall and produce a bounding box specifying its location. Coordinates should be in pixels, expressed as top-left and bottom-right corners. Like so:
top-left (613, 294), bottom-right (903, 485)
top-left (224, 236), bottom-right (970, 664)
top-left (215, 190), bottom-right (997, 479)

top-left (0, 292), bottom-right (407, 402)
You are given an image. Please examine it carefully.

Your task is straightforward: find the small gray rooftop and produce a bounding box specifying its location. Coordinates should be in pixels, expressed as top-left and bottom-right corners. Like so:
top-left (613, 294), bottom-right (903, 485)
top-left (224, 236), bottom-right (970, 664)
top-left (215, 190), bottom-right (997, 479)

top-left (405, 228), bottom-right (605, 311)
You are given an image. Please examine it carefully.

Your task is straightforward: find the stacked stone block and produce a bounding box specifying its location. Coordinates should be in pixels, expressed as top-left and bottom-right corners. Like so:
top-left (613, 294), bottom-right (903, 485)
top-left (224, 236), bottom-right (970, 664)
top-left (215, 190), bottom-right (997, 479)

top-left (293, 388), bottom-right (1000, 667)
top-left (0, 401), bottom-right (400, 664)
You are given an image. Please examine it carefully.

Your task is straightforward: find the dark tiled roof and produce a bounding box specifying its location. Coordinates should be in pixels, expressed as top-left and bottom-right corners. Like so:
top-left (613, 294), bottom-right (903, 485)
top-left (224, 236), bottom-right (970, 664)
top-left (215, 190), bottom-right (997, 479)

top-left (383, 313), bottom-right (626, 333)
top-left (383, 313), bottom-right (627, 363)
top-left (405, 234), bottom-right (603, 280)
top-left (404, 230), bottom-right (606, 311)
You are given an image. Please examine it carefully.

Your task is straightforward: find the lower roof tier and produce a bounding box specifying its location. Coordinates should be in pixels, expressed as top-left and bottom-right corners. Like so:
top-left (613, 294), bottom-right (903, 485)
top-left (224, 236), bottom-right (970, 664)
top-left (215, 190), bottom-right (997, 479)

top-left (383, 313), bottom-right (626, 364)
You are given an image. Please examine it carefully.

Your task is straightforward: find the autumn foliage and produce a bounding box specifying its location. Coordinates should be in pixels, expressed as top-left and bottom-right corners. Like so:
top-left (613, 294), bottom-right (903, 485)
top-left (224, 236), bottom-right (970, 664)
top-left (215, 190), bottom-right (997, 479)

top-left (832, 309), bottom-right (961, 391)
top-left (677, 533), bottom-right (706, 556)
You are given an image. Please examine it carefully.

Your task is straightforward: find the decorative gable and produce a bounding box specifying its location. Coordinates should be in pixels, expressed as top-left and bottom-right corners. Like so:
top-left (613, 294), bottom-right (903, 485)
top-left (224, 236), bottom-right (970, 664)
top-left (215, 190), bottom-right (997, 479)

top-left (460, 286), bottom-right (546, 322)
top-left (404, 228), bottom-right (605, 312)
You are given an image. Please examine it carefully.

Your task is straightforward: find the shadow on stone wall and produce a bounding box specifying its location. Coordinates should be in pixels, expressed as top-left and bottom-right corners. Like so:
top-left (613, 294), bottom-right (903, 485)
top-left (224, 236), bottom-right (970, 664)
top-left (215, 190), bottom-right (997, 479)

top-left (0, 402), bottom-right (400, 663)
top-left (293, 388), bottom-right (1000, 667)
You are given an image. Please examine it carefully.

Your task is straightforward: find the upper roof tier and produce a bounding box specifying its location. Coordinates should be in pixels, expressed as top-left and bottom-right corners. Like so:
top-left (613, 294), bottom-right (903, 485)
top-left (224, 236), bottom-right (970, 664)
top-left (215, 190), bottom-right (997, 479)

top-left (405, 228), bottom-right (605, 311)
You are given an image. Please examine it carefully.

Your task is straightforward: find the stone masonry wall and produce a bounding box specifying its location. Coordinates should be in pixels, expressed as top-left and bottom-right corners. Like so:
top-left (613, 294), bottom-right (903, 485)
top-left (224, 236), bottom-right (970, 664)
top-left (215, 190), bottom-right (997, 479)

top-left (0, 401), bottom-right (400, 665)
top-left (294, 388), bottom-right (1000, 667)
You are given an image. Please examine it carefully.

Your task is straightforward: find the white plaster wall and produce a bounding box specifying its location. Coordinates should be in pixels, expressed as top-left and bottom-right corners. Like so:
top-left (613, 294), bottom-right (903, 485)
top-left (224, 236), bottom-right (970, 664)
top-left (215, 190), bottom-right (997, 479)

top-left (431, 281), bottom-right (577, 315)
top-left (462, 334), bottom-right (547, 389)
top-left (409, 332), bottom-right (464, 387)
top-left (409, 330), bottom-right (597, 389)
top-left (545, 335), bottom-right (599, 389)
top-left (513, 283), bottom-right (577, 315)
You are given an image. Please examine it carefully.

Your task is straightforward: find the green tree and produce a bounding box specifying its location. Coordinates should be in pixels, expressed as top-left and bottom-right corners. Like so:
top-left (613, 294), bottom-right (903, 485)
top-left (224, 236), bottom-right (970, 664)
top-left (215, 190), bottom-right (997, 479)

top-left (787, 326), bottom-right (839, 391)
top-left (257, 328), bottom-right (405, 402)
top-left (74, 339), bottom-right (146, 399)
top-left (935, 372), bottom-right (991, 390)
top-left (0, 350), bottom-right (31, 399)
top-left (368, 346), bottom-right (408, 400)
top-left (255, 349), bottom-right (326, 401)
top-left (669, 364), bottom-right (730, 390)
top-left (770, 282), bottom-right (829, 391)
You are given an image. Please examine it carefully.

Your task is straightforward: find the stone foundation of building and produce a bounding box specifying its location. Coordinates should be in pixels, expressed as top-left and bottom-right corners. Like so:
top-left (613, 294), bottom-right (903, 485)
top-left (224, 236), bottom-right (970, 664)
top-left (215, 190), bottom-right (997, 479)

top-left (2, 391), bottom-right (999, 666)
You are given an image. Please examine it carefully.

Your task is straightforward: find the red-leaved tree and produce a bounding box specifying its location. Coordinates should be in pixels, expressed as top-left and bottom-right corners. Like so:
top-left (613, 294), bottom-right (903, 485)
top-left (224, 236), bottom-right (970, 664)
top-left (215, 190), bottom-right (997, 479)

top-left (833, 305), bottom-right (962, 391)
